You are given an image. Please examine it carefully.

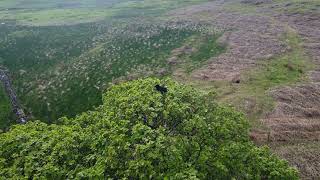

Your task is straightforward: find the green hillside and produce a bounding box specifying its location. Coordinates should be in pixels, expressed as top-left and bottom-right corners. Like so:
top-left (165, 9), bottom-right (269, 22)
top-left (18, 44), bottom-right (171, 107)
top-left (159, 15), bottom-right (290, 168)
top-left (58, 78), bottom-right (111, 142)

top-left (0, 78), bottom-right (298, 179)
top-left (1, 0), bottom-right (318, 177)
top-left (0, 0), bottom-right (223, 126)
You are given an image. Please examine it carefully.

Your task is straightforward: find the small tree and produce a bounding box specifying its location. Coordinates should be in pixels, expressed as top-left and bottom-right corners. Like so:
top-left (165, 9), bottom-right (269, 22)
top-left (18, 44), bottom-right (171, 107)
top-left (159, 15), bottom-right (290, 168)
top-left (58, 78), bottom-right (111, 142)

top-left (0, 78), bottom-right (298, 179)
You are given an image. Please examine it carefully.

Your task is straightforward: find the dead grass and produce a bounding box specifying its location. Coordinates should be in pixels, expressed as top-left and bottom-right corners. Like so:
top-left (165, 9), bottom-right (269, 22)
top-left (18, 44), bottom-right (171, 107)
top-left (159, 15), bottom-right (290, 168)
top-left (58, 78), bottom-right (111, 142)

top-left (175, 27), bottom-right (312, 130)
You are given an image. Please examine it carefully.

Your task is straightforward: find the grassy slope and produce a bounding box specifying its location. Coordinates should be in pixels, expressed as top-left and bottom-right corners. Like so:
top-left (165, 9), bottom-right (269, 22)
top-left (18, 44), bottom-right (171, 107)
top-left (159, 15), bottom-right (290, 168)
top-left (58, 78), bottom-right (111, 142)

top-left (171, 0), bottom-right (316, 129)
top-left (0, 0), bottom-right (225, 127)
top-left (183, 27), bottom-right (312, 129)
top-left (1, 0), bottom-right (315, 129)
top-left (26, 26), bottom-right (203, 121)
top-left (208, 2), bottom-right (319, 178)
top-left (184, 34), bottom-right (226, 73)
top-left (223, 0), bottom-right (320, 15)
top-left (272, 0), bottom-right (320, 14)
top-left (225, 29), bottom-right (310, 126)
top-left (0, 0), bottom-right (209, 26)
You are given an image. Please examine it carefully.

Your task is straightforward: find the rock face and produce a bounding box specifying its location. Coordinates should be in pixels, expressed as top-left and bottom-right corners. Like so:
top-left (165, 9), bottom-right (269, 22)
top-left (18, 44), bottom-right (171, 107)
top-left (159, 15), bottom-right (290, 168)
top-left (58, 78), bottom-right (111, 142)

top-left (0, 67), bottom-right (27, 124)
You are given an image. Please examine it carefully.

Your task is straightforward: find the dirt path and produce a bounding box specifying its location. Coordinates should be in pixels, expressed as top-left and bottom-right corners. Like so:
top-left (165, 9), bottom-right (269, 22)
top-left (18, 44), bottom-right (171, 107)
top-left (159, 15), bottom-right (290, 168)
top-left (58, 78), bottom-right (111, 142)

top-left (169, 0), bottom-right (320, 178)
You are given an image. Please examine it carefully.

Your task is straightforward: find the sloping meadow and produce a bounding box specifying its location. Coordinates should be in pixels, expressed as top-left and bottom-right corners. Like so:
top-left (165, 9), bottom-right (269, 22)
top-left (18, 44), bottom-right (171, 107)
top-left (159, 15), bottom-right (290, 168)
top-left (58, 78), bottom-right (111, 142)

top-left (0, 16), bottom-right (224, 126)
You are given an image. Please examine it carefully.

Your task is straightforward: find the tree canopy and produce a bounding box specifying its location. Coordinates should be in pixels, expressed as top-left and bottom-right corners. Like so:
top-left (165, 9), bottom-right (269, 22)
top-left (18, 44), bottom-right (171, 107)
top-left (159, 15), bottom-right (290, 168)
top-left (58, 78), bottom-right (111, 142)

top-left (0, 78), bottom-right (298, 179)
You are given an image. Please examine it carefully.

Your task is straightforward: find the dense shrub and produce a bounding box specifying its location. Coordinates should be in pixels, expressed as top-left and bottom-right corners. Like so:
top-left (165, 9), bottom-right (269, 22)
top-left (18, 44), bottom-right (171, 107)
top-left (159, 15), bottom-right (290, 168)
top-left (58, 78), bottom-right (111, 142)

top-left (0, 78), bottom-right (298, 179)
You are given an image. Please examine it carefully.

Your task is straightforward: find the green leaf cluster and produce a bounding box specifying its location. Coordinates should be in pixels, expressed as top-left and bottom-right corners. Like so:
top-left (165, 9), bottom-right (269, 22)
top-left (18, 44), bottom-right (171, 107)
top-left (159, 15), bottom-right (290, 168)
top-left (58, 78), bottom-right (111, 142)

top-left (0, 78), bottom-right (298, 179)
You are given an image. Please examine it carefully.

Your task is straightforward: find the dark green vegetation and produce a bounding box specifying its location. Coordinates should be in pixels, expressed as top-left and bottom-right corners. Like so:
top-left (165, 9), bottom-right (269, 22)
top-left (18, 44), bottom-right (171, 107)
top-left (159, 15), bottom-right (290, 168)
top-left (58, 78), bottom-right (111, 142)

top-left (0, 78), bottom-right (298, 179)
top-left (0, 85), bottom-right (12, 128)
top-left (0, 0), bottom-right (225, 128)
top-left (0, 22), bottom-right (222, 127)
top-left (0, 22), bottom-right (113, 125)
top-left (0, 0), bottom-right (307, 178)
top-left (185, 35), bottom-right (226, 72)
top-left (190, 35), bottom-right (225, 64)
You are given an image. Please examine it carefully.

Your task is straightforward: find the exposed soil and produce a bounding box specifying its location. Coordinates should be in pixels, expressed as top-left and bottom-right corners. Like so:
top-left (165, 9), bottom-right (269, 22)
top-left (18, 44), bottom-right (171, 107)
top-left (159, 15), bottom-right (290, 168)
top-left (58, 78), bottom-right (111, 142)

top-left (170, 1), bottom-right (320, 178)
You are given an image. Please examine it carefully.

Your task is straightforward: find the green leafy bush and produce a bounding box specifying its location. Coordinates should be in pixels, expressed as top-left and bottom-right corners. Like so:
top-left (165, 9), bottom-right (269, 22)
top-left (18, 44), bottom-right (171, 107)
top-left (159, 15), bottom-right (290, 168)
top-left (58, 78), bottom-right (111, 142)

top-left (0, 78), bottom-right (298, 179)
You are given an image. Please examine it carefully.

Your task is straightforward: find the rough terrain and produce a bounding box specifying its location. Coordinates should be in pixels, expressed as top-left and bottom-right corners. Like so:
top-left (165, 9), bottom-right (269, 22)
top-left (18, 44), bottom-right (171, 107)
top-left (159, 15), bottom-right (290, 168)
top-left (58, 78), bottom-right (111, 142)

top-left (169, 0), bottom-right (320, 178)
top-left (264, 11), bottom-right (320, 178)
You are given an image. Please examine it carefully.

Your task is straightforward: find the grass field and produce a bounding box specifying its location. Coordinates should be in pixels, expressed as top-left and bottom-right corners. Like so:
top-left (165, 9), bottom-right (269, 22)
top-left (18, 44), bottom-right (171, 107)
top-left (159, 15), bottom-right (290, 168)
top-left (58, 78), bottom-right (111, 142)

top-left (273, 0), bottom-right (320, 14)
top-left (223, 0), bottom-right (320, 15)
top-left (0, 0), bottom-right (225, 127)
top-left (227, 27), bottom-right (311, 122)
top-left (182, 27), bottom-right (312, 129)
top-left (0, 0), bottom-right (209, 26)
top-left (1, 0), bottom-right (315, 129)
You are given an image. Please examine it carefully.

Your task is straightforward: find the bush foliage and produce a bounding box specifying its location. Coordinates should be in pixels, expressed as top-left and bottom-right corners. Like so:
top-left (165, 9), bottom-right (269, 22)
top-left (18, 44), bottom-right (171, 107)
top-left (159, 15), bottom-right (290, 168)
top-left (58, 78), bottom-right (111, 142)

top-left (0, 78), bottom-right (298, 179)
